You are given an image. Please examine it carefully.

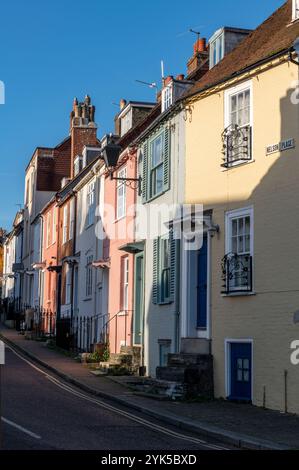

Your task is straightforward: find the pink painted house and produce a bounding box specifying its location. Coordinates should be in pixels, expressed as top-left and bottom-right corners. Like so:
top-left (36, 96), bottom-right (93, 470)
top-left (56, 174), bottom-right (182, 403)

top-left (41, 198), bottom-right (59, 315)
top-left (104, 100), bottom-right (156, 354)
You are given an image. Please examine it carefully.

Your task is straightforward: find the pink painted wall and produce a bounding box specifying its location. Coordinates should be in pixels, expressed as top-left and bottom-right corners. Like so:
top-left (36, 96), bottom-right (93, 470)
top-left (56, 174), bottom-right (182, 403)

top-left (41, 201), bottom-right (58, 314)
top-left (104, 151), bottom-right (136, 353)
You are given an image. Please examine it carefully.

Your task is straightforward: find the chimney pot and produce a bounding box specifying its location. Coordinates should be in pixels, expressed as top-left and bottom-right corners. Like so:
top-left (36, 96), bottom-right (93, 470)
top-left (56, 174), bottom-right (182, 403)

top-left (176, 74), bottom-right (185, 81)
top-left (164, 75), bottom-right (173, 86)
top-left (194, 38), bottom-right (206, 55)
top-left (120, 98), bottom-right (127, 110)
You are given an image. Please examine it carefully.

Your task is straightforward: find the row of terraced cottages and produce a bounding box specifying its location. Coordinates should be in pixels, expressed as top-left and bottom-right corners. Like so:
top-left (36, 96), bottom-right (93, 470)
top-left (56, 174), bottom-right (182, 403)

top-left (2, 0), bottom-right (299, 413)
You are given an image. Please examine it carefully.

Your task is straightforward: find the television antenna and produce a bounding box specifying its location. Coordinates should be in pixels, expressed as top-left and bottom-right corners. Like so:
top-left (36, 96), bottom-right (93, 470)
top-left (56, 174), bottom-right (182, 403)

top-left (135, 79), bottom-right (158, 99)
top-left (189, 29), bottom-right (201, 41)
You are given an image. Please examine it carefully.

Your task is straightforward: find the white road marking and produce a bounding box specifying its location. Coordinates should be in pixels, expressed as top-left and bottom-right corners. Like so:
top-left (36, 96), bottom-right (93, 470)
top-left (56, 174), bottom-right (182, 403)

top-left (6, 343), bottom-right (229, 450)
top-left (1, 417), bottom-right (41, 440)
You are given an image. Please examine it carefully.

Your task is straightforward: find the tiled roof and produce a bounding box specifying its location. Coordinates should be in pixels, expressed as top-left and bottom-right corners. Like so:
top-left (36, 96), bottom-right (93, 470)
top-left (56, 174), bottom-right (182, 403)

top-left (185, 1), bottom-right (299, 98)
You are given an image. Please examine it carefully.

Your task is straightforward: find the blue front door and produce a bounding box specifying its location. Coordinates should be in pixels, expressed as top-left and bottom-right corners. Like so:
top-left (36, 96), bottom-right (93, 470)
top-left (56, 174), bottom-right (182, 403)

top-left (197, 236), bottom-right (207, 328)
top-left (229, 342), bottom-right (252, 402)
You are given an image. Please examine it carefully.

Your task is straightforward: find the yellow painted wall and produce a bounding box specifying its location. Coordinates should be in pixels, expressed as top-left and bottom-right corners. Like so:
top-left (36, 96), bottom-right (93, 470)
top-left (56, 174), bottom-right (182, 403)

top-left (185, 59), bottom-right (299, 413)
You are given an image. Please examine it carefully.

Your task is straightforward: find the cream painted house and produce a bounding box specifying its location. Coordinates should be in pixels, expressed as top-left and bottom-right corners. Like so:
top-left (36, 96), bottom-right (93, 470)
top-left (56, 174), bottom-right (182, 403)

top-left (183, 0), bottom-right (299, 412)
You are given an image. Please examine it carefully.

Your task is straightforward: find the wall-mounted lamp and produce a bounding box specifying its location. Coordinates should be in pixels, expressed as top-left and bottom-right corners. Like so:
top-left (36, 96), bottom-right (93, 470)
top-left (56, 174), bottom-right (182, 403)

top-left (102, 143), bottom-right (142, 196)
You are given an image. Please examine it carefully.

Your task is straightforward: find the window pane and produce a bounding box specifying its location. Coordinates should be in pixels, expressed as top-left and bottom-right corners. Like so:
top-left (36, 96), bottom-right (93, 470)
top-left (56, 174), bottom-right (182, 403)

top-left (237, 369), bottom-right (243, 382)
top-left (231, 95), bottom-right (237, 113)
top-left (243, 358), bottom-right (250, 370)
top-left (231, 236), bottom-right (238, 253)
top-left (238, 218), bottom-right (244, 235)
top-left (245, 235), bottom-right (250, 253)
top-left (238, 236), bottom-right (244, 253)
top-left (232, 219), bottom-right (238, 236)
top-left (162, 239), bottom-right (169, 268)
top-left (243, 370), bottom-right (249, 382)
top-left (245, 216), bottom-right (250, 234)
top-left (244, 90), bottom-right (250, 107)
top-left (152, 136), bottom-right (163, 167)
top-left (156, 164), bottom-right (164, 194)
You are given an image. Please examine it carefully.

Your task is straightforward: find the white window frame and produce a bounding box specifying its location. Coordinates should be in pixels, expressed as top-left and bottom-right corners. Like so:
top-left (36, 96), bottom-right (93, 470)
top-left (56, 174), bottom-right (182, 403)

top-left (52, 207), bottom-right (56, 244)
top-left (120, 109), bottom-right (132, 136)
top-left (149, 132), bottom-right (164, 198)
top-left (116, 167), bottom-right (127, 220)
top-left (86, 181), bottom-right (95, 227)
top-left (69, 198), bottom-right (75, 240)
top-left (225, 206), bottom-right (254, 293)
top-left (209, 33), bottom-right (224, 68)
top-left (46, 212), bottom-right (51, 248)
top-left (74, 156), bottom-right (82, 176)
top-left (162, 84), bottom-right (173, 112)
top-left (224, 80), bottom-right (253, 167)
top-left (293, 0), bottom-right (299, 21)
top-left (65, 264), bottom-right (72, 305)
top-left (85, 255), bottom-right (93, 298)
top-left (62, 205), bottom-right (68, 244)
top-left (121, 256), bottom-right (129, 312)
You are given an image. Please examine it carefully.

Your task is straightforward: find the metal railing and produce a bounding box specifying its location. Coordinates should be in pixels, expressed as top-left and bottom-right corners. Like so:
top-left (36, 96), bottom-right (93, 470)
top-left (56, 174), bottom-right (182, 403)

top-left (100, 310), bottom-right (132, 354)
top-left (221, 124), bottom-right (252, 168)
top-left (221, 253), bottom-right (253, 294)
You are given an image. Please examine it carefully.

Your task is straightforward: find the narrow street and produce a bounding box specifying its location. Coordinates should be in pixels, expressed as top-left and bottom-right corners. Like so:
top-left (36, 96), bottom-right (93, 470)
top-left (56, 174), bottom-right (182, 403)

top-left (1, 345), bottom-right (230, 450)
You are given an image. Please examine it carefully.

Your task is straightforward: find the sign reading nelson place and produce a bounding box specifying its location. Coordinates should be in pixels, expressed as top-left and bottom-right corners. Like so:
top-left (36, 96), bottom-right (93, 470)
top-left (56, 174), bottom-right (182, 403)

top-left (266, 138), bottom-right (295, 156)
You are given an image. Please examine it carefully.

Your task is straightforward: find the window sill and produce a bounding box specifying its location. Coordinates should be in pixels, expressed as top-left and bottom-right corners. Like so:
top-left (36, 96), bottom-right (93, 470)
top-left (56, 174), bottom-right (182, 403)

top-left (83, 297), bottom-right (92, 302)
top-left (222, 291), bottom-right (256, 298)
top-left (156, 300), bottom-right (172, 306)
top-left (144, 189), bottom-right (168, 204)
top-left (221, 159), bottom-right (255, 171)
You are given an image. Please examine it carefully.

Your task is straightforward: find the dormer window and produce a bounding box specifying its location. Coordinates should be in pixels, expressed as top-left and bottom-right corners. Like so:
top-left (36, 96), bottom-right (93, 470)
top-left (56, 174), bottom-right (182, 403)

top-left (293, 0), bottom-right (299, 21)
top-left (162, 84), bottom-right (173, 112)
top-left (74, 155), bottom-right (83, 176)
top-left (209, 30), bottom-right (224, 68)
top-left (120, 109), bottom-right (132, 136)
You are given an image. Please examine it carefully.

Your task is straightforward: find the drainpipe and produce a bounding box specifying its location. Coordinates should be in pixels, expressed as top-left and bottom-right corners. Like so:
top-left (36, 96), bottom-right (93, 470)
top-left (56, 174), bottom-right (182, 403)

top-left (174, 238), bottom-right (180, 353)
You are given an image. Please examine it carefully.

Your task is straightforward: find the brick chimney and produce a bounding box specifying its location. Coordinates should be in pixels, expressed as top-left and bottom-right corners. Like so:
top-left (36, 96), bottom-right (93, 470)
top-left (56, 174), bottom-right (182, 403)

top-left (187, 37), bottom-right (209, 79)
top-left (70, 95), bottom-right (98, 178)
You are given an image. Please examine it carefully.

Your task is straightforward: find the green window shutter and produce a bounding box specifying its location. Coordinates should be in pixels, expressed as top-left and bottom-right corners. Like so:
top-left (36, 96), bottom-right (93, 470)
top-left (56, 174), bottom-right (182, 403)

top-left (152, 237), bottom-right (159, 304)
top-left (163, 127), bottom-right (170, 191)
top-left (169, 229), bottom-right (176, 302)
top-left (142, 141), bottom-right (148, 203)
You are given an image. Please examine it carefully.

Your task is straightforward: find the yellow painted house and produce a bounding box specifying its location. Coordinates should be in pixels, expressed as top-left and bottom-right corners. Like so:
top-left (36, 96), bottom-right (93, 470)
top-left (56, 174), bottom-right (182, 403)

top-left (183, 0), bottom-right (299, 413)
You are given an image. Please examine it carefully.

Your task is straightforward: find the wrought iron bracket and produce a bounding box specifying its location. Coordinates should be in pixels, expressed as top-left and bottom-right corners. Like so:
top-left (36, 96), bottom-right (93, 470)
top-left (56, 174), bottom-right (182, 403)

top-left (109, 172), bottom-right (142, 196)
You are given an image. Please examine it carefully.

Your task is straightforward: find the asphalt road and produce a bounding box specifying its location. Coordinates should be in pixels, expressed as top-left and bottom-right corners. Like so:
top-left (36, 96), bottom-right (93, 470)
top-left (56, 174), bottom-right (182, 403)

top-left (0, 345), bottom-right (231, 450)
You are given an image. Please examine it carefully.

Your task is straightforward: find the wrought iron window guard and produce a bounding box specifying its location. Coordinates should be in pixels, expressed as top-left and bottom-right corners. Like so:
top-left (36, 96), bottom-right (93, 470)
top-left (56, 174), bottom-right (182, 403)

top-left (221, 124), bottom-right (252, 168)
top-left (221, 253), bottom-right (253, 294)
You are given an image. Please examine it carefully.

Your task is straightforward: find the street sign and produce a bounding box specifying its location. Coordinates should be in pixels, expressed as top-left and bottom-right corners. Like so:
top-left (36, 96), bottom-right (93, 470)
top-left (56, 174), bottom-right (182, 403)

top-left (0, 341), bottom-right (4, 365)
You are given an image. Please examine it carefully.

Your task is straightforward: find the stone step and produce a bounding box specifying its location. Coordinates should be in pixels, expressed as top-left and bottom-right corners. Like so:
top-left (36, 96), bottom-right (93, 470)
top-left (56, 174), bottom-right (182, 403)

top-left (120, 345), bottom-right (141, 356)
top-left (156, 366), bottom-right (185, 383)
top-left (109, 353), bottom-right (132, 365)
top-left (180, 338), bottom-right (211, 355)
top-left (168, 353), bottom-right (211, 366)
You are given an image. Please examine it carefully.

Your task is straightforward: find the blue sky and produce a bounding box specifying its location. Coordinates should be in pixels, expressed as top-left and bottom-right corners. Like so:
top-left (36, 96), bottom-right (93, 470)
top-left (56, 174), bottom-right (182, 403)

top-left (0, 0), bottom-right (284, 229)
